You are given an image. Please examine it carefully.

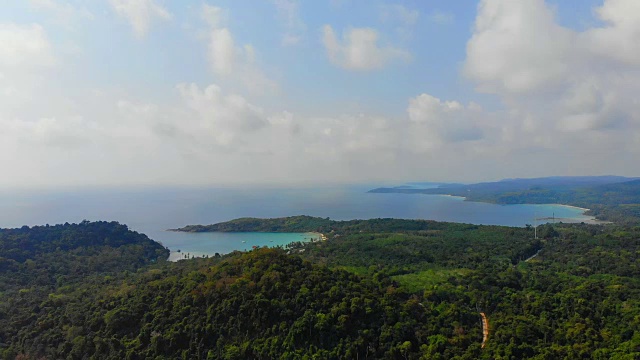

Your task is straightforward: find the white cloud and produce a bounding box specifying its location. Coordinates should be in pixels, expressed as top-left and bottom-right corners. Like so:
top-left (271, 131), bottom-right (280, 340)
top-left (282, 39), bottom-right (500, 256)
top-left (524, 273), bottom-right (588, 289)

top-left (0, 23), bottom-right (57, 123)
top-left (201, 4), bottom-right (227, 28)
top-left (267, 110), bottom-right (299, 134)
top-left (464, 0), bottom-right (574, 94)
top-left (583, 0), bottom-right (640, 66)
top-left (0, 23), bottom-right (54, 68)
top-left (29, 0), bottom-right (94, 27)
top-left (10, 116), bottom-right (95, 148)
top-left (272, 0), bottom-right (306, 46)
top-left (427, 10), bottom-right (454, 25)
top-left (109, 0), bottom-right (171, 38)
top-left (202, 5), bottom-right (277, 94)
top-left (408, 93), bottom-right (484, 144)
top-left (176, 83), bottom-right (267, 146)
top-left (0, 71), bottom-right (487, 186)
top-left (321, 25), bottom-right (411, 71)
top-left (4, 0), bottom-right (640, 187)
top-left (208, 28), bottom-right (236, 75)
top-left (379, 4), bottom-right (419, 26)
top-left (272, 0), bottom-right (300, 27)
top-left (281, 33), bottom-right (301, 46)
top-left (460, 0), bottom-right (640, 166)
top-left (379, 4), bottom-right (420, 39)
top-left (201, 5), bottom-right (236, 75)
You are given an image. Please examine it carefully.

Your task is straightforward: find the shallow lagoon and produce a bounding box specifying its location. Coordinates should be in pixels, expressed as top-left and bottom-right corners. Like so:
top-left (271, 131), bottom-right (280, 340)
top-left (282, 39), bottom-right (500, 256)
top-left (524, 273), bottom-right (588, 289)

top-left (166, 232), bottom-right (319, 261)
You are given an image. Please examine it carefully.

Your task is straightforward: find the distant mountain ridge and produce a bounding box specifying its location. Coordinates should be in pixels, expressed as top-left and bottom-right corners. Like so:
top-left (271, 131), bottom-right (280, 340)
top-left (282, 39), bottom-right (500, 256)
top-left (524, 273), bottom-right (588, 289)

top-left (496, 175), bottom-right (637, 183)
top-left (369, 176), bottom-right (640, 224)
top-left (370, 175), bottom-right (640, 196)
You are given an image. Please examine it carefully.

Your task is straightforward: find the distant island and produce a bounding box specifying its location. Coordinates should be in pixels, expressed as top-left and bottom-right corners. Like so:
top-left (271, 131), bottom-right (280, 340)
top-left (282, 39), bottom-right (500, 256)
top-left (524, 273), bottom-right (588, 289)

top-left (368, 176), bottom-right (640, 224)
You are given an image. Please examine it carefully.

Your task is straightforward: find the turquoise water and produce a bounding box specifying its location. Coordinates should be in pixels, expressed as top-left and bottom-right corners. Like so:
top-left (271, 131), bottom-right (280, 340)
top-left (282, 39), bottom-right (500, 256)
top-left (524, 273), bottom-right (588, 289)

top-left (167, 232), bottom-right (318, 261)
top-left (0, 185), bottom-right (594, 257)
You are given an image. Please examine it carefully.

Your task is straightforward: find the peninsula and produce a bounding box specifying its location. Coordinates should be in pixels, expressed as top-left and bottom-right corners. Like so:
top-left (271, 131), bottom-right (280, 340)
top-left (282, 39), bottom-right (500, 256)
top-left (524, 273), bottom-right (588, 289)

top-left (369, 176), bottom-right (640, 224)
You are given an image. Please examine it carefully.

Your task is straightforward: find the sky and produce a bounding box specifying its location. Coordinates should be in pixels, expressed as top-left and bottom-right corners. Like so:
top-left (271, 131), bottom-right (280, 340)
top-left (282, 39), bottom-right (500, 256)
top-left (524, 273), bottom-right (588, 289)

top-left (1, 0), bottom-right (639, 188)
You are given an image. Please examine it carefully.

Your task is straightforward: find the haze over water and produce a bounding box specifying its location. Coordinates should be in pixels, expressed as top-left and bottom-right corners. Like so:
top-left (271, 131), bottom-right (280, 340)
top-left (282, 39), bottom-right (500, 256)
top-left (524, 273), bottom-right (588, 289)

top-left (0, 185), bottom-right (592, 257)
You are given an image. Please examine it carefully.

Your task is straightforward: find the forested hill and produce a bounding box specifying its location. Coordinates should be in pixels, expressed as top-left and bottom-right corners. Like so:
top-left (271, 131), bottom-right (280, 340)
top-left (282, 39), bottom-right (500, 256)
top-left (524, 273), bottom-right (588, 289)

top-left (0, 220), bottom-right (169, 292)
top-left (369, 176), bottom-right (640, 224)
top-left (172, 215), bottom-right (334, 233)
top-left (173, 215), bottom-right (496, 234)
top-left (3, 218), bottom-right (640, 358)
top-left (0, 221), bottom-right (168, 263)
top-left (16, 248), bottom-right (485, 359)
top-left (0, 221), bottom-right (169, 359)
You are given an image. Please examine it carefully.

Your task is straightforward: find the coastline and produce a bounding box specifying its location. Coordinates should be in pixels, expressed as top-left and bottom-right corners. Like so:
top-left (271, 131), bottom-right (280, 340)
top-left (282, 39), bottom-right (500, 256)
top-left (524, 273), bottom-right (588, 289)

top-left (542, 203), bottom-right (611, 224)
top-left (414, 194), bottom-right (608, 225)
top-left (414, 193), bottom-right (602, 223)
top-left (165, 198), bottom-right (609, 254)
top-left (307, 232), bottom-right (327, 241)
top-left (548, 203), bottom-right (590, 212)
top-left (436, 194), bottom-right (466, 200)
top-left (536, 216), bottom-right (609, 225)
top-left (165, 231), bottom-right (317, 262)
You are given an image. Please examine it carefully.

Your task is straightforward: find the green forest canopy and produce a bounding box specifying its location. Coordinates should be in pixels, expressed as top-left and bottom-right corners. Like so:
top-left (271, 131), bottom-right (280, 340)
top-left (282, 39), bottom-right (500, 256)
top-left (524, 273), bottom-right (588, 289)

top-left (1, 219), bottom-right (639, 359)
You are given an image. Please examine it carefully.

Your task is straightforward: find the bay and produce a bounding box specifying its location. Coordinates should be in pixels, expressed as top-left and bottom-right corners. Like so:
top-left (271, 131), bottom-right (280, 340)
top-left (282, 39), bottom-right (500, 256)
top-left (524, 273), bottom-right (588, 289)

top-left (0, 185), bottom-right (594, 258)
top-left (166, 232), bottom-right (320, 261)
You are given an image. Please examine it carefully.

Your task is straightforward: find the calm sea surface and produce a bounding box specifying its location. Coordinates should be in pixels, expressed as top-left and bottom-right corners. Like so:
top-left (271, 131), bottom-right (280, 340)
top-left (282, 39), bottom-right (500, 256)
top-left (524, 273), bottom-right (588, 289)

top-left (0, 185), bottom-right (593, 258)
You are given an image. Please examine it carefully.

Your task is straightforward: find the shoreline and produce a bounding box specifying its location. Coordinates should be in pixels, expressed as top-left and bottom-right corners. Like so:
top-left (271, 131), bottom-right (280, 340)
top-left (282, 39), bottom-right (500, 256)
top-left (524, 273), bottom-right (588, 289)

top-left (536, 216), bottom-right (610, 225)
top-left (166, 231), bottom-right (320, 262)
top-left (538, 203), bottom-right (611, 224)
top-left (307, 231), bottom-right (327, 241)
top-left (412, 193), bottom-right (606, 224)
top-left (435, 194), bottom-right (466, 200)
top-left (547, 203), bottom-right (590, 212)
top-left (419, 193), bottom-right (592, 213)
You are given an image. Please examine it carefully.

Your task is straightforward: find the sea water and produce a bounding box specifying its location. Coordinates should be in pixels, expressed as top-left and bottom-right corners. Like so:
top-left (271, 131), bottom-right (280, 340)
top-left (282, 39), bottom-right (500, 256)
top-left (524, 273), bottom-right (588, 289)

top-left (0, 185), bottom-right (593, 258)
top-left (166, 232), bottom-right (320, 261)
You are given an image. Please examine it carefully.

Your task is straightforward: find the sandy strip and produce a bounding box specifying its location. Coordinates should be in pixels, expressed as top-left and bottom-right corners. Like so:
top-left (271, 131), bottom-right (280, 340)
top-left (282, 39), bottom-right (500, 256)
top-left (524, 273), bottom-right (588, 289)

top-left (548, 203), bottom-right (590, 212)
top-left (307, 232), bottom-right (327, 241)
top-left (535, 203), bottom-right (613, 224)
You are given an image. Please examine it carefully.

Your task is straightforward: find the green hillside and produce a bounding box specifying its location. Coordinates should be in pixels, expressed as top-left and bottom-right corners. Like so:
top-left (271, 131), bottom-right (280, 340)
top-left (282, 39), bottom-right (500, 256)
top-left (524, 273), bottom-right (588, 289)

top-left (2, 219), bottom-right (640, 358)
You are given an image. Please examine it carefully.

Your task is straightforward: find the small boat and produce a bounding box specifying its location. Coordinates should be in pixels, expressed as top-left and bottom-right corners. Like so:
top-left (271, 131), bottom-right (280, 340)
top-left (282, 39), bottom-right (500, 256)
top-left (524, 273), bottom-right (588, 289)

top-left (242, 241), bottom-right (246, 243)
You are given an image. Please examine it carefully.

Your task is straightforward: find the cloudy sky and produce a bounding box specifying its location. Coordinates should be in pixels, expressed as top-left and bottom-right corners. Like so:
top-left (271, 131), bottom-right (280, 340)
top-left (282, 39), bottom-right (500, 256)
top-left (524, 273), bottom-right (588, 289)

top-left (1, 0), bottom-right (639, 188)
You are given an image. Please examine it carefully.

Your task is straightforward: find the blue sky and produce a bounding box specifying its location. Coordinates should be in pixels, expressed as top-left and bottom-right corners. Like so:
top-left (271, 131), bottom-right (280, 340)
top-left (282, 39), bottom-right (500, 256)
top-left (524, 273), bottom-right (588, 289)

top-left (1, 0), bottom-right (639, 187)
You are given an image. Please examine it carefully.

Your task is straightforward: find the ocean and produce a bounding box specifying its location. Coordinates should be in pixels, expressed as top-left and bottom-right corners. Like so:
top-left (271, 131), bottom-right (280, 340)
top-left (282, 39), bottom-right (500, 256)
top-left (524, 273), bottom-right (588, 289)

top-left (0, 185), bottom-right (593, 258)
